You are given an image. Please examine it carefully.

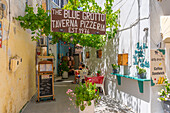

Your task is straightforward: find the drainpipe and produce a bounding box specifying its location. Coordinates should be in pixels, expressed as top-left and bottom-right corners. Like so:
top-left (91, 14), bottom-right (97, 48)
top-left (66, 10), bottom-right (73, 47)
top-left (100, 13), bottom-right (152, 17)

top-left (46, 0), bottom-right (49, 56)
top-left (46, 32), bottom-right (49, 56)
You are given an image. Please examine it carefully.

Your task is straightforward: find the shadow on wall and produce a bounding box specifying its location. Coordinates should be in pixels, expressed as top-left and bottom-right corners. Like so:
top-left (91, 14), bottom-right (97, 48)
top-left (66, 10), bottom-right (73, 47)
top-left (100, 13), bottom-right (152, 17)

top-left (106, 77), bottom-right (151, 113)
top-left (84, 37), bottom-right (119, 75)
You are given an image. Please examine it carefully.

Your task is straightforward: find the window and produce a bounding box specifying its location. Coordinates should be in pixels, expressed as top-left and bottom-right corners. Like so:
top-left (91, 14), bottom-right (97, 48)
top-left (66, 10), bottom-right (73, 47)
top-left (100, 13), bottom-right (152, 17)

top-left (53, 0), bottom-right (59, 6)
top-left (26, 0), bottom-right (28, 5)
top-left (61, 0), bottom-right (64, 8)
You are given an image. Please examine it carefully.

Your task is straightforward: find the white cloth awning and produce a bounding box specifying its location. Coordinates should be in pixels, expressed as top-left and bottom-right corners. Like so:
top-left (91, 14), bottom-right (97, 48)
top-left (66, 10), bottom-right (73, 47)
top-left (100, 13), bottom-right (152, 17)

top-left (161, 16), bottom-right (170, 43)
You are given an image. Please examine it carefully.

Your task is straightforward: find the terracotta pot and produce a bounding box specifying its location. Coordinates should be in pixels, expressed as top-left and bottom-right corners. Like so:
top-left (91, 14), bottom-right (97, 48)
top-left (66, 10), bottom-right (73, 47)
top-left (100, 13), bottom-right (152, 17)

top-left (79, 100), bottom-right (94, 113)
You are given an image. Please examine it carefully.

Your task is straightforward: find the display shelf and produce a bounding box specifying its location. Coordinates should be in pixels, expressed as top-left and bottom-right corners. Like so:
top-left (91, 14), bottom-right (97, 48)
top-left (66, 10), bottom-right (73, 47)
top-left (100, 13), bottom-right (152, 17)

top-left (38, 56), bottom-right (54, 59)
top-left (111, 73), bottom-right (151, 93)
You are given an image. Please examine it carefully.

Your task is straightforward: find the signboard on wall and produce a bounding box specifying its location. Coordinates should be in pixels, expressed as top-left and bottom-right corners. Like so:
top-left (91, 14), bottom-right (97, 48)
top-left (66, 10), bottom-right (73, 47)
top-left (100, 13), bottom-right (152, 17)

top-left (0, 21), bottom-right (2, 48)
top-left (51, 9), bottom-right (106, 35)
top-left (150, 50), bottom-right (166, 85)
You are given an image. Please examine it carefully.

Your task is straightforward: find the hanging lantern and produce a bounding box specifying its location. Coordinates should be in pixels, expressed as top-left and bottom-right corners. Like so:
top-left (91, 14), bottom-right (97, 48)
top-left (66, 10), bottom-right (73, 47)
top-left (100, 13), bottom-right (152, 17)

top-left (70, 36), bottom-right (74, 42)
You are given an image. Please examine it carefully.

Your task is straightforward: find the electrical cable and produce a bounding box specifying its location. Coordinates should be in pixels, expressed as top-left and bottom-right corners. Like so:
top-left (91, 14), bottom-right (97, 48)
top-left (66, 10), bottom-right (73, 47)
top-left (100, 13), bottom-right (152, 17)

top-left (6, 0), bottom-right (11, 70)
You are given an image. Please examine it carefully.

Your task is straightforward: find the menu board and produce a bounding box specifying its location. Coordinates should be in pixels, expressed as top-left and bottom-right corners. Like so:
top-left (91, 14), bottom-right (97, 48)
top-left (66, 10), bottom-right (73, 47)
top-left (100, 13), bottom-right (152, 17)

top-left (150, 50), bottom-right (166, 85)
top-left (39, 74), bottom-right (53, 96)
top-left (40, 64), bottom-right (53, 72)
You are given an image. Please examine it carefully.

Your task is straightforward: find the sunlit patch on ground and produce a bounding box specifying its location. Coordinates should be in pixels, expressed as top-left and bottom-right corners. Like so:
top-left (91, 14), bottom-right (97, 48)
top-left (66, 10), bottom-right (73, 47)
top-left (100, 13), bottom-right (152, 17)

top-left (95, 95), bottom-right (135, 113)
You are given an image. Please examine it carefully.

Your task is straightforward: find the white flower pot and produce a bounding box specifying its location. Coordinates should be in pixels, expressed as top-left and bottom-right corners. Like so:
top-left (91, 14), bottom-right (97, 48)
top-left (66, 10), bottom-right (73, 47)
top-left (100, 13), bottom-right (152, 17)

top-left (163, 100), bottom-right (170, 112)
top-left (79, 100), bottom-right (94, 113)
top-left (62, 71), bottom-right (68, 78)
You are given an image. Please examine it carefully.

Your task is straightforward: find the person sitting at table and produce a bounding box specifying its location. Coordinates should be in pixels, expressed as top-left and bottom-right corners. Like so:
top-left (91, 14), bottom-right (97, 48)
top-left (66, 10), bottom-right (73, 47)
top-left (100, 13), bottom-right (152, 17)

top-left (79, 62), bottom-right (83, 70)
top-left (73, 64), bottom-right (86, 84)
top-left (81, 64), bottom-right (86, 83)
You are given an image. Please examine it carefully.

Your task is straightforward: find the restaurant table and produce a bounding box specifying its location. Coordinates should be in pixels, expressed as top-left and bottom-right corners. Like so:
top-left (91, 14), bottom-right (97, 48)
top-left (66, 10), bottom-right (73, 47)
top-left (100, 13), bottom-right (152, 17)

top-left (85, 76), bottom-right (104, 84)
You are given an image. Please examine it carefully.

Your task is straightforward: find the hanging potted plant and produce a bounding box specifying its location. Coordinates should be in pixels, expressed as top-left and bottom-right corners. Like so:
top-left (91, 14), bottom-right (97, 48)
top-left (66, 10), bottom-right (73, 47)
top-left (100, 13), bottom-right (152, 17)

top-left (66, 82), bottom-right (100, 113)
top-left (136, 66), bottom-right (146, 79)
top-left (60, 61), bottom-right (69, 79)
top-left (97, 70), bottom-right (101, 76)
top-left (158, 77), bottom-right (170, 112)
top-left (112, 64), bottom-right (120, 73)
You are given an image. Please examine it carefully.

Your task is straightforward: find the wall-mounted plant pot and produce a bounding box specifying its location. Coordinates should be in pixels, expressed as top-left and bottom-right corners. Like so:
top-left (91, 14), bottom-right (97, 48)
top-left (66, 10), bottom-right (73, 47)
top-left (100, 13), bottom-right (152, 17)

top-left (163, 100), bottom-right (170, 112)
top-left (113, 69), bottom-right (119, 74)
top-left (137, 73), bottom-right (146, 79)
top-left (86, 52), bottom-right (90, 58)
top-left (97, 50), bottom-right (102, 58)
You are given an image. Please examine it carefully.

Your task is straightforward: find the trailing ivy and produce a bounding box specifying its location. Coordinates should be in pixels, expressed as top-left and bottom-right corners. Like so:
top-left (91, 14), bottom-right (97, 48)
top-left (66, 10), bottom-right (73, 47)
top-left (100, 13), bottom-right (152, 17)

top-left (15, 0), bottom-right (120, 49)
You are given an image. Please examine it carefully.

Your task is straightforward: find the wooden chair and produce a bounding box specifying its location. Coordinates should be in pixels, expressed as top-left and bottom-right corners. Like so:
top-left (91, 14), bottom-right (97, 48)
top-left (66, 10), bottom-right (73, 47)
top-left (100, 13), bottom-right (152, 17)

top-left (95, 76), bottom-right (106, 95)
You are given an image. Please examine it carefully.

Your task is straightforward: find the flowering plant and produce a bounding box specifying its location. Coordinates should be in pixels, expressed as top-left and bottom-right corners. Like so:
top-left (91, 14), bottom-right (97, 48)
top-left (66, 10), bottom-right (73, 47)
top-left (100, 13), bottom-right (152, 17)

top-left (66, 81), bottom-right (100, 111)
top-left (112, 64), bottom-right (120, 70)
top-left (158, 76), bottom-right (170, 101)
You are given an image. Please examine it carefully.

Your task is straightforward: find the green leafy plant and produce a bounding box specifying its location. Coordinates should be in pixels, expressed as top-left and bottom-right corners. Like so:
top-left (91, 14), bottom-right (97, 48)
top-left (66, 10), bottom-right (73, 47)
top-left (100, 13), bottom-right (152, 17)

top-left (97, 70), bottom-right (101, 74)
top-left (158, 76), bottom-right (170, 101)
top-left (86, 66), bottom-right (88, 69)
top-left (136, 66), bottom-right (146, 74)
top-left (15, 0), bottom-right (120, 49)
top-left (60, 61), bottom-right (69, 73)
top-left (66, 82), bottom-right (100, 111)
top-left (15, 4), bottom-right (50, 41)
top-left (111, 64), bottom-right (120, 70)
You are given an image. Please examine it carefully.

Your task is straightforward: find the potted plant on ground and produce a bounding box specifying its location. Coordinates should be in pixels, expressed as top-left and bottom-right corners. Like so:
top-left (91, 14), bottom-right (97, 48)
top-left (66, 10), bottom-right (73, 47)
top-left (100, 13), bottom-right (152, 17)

top-left (136, 66), bottom-right (146, 79)
top-left (60, 61), bottom-right (69, 79)
top-left (97, 70), bottom-right (101, 76)
top-left (112, 64), bottom-right (120, 73)
top-left (66, 82), bottom-right (100, 113)
top-left (158, 76), bottom-right (170, 112)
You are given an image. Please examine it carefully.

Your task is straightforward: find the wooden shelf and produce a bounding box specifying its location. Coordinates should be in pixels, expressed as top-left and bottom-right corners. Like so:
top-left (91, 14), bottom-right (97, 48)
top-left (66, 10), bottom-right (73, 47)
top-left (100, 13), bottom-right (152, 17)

top-left (38, 56), bottom-right (54, 59)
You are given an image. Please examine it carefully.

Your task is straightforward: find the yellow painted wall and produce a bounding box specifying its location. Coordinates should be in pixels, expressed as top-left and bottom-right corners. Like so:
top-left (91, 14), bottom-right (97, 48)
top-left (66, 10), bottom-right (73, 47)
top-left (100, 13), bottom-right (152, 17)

top-left (0, 17), bottom-right (36, 113)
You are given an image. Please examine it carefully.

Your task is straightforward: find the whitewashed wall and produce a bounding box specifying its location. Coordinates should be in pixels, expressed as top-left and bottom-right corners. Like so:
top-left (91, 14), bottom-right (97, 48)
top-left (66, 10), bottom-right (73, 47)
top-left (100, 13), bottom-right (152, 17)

top-left (150, 0), bottom-right (170, 113)
top-left (83, 0), bottom-right (151, 113)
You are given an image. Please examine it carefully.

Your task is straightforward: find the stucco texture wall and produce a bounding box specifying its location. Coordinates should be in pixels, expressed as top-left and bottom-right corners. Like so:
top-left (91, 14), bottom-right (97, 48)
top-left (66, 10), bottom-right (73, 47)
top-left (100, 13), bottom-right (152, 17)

top-left (83, 0), bottom-right (151, 113)
top-left (0, 17), bottom-right (36, 113)
top-left (150, 0), bottom-right (170, 113)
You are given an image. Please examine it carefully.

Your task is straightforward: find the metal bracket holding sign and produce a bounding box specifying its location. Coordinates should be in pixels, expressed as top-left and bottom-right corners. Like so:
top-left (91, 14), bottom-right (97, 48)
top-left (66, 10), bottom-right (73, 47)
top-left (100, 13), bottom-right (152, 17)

top-left (0, 21), bottom-right (2, 48)
top-left (150, 49), bottom-right (166, 85)
top-left (51, 9), bottom-right (106, 35)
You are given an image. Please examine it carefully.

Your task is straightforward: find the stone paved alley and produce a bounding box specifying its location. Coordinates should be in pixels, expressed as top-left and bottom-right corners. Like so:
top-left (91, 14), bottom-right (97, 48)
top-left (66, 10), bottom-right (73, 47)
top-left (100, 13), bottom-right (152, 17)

top-left (22, 76), bottom-right (134, 113)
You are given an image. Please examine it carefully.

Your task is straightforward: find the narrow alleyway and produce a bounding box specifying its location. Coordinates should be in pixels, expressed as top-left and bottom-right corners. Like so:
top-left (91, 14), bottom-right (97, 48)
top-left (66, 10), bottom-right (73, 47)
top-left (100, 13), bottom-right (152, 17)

top-left (22, 75), bottom-right (79, 113)
top-left (22, 75), bottom-right (134, 113)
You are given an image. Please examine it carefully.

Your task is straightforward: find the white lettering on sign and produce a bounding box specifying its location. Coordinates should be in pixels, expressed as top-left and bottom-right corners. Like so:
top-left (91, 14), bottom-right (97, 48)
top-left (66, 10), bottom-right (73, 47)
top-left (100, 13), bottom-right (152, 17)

top-left (63, 10), bottom-right (80, 19)
top-left (51, 9), bottom-right (106, 35)
top-left (52, 9), bottom-right (62, 15)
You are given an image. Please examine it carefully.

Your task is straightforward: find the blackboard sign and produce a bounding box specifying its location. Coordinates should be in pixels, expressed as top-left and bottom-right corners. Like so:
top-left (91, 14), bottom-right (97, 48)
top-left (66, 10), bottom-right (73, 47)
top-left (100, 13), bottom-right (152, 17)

top-left (39, 74), bottom-right (53, 96)
top-left (51, 9), bottom-right (106, 35)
